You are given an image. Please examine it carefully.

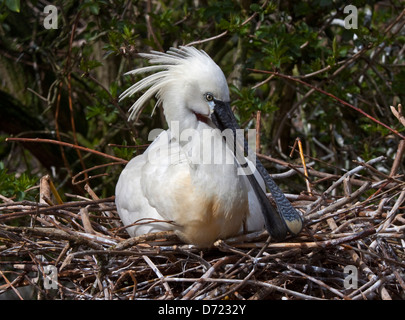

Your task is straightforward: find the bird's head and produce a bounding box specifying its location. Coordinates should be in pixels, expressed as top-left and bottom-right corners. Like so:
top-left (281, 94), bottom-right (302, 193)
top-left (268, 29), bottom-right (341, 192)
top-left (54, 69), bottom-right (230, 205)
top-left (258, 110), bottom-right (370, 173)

top-left (120, 46), bottom-right (230, 133)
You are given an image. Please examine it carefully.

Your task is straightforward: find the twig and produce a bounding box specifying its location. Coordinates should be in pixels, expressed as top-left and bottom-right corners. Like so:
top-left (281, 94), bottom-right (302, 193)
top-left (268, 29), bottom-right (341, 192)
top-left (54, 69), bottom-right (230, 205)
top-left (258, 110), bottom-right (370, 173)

top-left (378, 189), bottom-right (405, 233)
top-left (390, 104), bottom-right (405, 127)
top-left (143, 255), bottom-right (173, 299)
top-left (389, 139), bottom-right (405, 177)
top-left (233, 228), bottom-right (375, 250)
top-left (0, 197), bottom-right (115, 221)
top-left (162, 277), bottom-right (324, 300)
top-left (284, 263), bottom-right (346, 299)
top-left (0, 270), bottom-right (24, 300)
top-left (306, 156), bottom-right (385, 217)
top-left (181, 256), bottom-right (232, 300)
top-left (348, 249), bottom-right (392, 300)
top-left (307, 181), bottom-right (371, 219)
top-left (255, 111), bottom-right (261, 154)
top-left (113, 231), bottom-right (178, 250)
top-left (66, 12), bottom-right (88, 180)
top-left (291, 138), bottom-right (312, 195)
top-left (6, 138), bottom-right (127, 163)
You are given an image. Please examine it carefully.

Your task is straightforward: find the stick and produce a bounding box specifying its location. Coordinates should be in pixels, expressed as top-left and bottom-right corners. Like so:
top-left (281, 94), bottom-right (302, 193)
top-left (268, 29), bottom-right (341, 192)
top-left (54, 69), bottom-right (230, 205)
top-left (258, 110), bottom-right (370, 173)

top-left (143, 255), bottom-right (173, 298)
top-left (5, 137), bottom-right (127, 163)
top-left (162, 277), bottom-right (324, 300)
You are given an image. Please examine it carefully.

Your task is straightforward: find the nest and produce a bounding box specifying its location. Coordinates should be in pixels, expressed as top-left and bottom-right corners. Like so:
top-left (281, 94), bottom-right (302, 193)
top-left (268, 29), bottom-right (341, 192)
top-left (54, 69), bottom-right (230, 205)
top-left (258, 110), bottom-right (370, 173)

top-left (1, 154), bottom-right (405, 300)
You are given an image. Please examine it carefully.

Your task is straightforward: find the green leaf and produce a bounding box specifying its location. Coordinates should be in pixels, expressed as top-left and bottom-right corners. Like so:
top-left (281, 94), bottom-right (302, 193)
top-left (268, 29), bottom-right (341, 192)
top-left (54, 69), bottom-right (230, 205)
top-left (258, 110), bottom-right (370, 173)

top-left (89, 3), bottom-right (100, 15)
top-left (86, 105), bottom-right (104, 120)
top-left (79, 58), bottom-right (103, 72)
top-left (250, 4), bottom-right (262, 13)
top-left (5, 0), bottom-right (20, 12)
top-left (332, 36), bottom-right (337, 59)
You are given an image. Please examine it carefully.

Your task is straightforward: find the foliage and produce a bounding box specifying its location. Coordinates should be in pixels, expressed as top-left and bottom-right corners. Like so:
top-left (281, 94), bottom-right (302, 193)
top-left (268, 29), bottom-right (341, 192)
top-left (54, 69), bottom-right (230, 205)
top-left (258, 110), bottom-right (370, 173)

top-left (0, 162), bottom-right (38, 201)
top-left (0, 0), bottom-right (404, 198)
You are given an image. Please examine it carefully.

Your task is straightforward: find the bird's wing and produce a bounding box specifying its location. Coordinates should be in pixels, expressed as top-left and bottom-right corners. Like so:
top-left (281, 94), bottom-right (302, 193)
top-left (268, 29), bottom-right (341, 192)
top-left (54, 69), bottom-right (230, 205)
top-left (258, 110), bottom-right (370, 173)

top-left (139, 129), bottom-right (195, 223)
top-left (115, 130), bottom-right (185, 236)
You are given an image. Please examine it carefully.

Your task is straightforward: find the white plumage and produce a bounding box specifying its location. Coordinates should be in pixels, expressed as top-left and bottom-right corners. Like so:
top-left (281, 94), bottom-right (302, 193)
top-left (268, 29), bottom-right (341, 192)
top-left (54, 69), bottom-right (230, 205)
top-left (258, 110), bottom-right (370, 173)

top-left (116, 46), bottom-right (266, 247)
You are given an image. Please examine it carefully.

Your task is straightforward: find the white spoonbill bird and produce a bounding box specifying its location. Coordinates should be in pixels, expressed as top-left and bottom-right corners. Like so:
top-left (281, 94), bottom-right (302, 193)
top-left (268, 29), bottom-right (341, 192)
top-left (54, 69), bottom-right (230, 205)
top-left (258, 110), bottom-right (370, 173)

top-left (116, 46), bottom-right (302, 247)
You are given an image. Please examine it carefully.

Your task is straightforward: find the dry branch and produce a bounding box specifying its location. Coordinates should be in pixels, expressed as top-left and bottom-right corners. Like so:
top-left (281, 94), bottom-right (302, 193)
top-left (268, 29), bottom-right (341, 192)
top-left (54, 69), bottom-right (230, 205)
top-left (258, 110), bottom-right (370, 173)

top-left (1, 152), bottom-right (404, 300)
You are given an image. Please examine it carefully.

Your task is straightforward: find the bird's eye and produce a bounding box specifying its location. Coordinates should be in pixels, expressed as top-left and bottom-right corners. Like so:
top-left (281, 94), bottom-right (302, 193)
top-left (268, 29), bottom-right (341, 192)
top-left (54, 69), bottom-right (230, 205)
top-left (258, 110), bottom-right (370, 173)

top-left (205, 93), bottom-right (214, 102)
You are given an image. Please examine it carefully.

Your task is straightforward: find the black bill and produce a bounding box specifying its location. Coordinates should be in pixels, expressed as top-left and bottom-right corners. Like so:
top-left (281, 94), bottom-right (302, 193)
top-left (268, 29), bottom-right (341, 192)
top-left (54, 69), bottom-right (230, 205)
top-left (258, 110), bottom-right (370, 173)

top-left (211, 99), bottom-right (303, 240)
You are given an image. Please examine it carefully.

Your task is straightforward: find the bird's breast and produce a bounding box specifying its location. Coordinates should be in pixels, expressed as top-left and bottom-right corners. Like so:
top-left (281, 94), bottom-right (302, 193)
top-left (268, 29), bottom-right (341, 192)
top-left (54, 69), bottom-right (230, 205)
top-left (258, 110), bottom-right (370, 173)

top-left (172, 166), bottom-right (249, 247)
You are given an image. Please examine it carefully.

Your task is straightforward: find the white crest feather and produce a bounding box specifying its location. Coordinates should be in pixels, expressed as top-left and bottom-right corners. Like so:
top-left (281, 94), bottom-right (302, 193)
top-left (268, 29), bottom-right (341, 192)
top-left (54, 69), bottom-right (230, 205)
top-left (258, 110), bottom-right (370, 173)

top-left (119, 46), bottom-right (213, 122)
